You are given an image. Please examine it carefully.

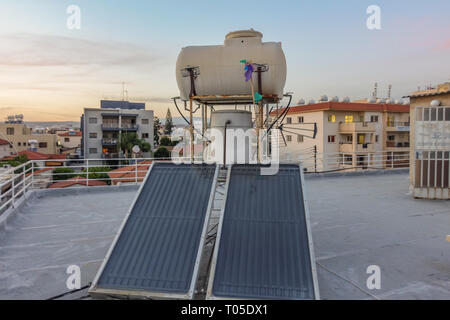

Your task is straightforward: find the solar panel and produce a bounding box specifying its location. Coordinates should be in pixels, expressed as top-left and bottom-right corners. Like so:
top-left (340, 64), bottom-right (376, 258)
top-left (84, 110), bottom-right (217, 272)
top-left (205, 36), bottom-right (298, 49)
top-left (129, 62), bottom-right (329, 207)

top-left (207, 164), bottom-right (319, 300)
top-left (90, 162), bottom-right (218, 299)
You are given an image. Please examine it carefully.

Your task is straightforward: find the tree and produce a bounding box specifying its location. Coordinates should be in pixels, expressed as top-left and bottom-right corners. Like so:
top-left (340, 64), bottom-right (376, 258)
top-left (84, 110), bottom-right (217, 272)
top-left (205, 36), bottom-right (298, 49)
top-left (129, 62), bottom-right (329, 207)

top-left (154, 147), bottom-right (170, 158)
top-left (81, 166), bottom-right (111, 185)
top-left (154, 117), bottom-right (162, 145)
top-left (118, 132), bottom-right (151, 158)
top-left (164, 108), bottom-right (174, 135)
top-left (53, 167), bottom-right (77, 181)
top-left (160, 136), bottom-right (171, 146)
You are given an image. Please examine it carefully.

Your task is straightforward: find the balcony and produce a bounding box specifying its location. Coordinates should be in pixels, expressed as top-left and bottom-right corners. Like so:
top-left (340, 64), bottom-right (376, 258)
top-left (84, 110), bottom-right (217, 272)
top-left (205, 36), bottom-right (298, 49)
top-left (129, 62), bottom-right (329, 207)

top-left (386, 122), bottom-right (410, 132)
top-left (102, 138), bottom-right (118, 145)
top-left (101, 123), bottom-right (138, 131)
top-left (339, 122), bottom-right (376, 133)
top-left (102, 153), bottom-right (120, 159)
top-left (339, 142), bottom-right (374, 153)
top-left (386, 141), bottom-right (410, 151)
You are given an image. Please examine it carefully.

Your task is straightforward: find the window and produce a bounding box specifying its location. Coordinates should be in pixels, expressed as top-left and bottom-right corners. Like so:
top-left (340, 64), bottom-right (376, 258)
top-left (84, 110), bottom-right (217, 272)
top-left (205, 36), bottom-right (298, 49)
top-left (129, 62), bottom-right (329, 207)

top-left (346, 135), bottom-right (353, 142)
top-left (328, 135), bottom-right (336, 143)
top-left (416, 107), bottom-right (423, 121)
top-left (64, 138), bottom-right (70, 142)
top-left (89, 132), bottom-right (97, 139)
top-left (88, 117), bottom-right (97, 124)
top-left (370, 115), bottom-right (379, 122)
top-left (286, 117), bottom-right (292, 124)
top-left (89, 148), bottom-right (98, 154)
top-left (6, 127), bottom-right (14, 135)
top-left (142, 133), bottom-right (149, 139)
top-left (286, 135), bottom-right (292, 142)
top-left (328, 114), bottom-right (336, 122)
top-left (437, 108), bottom-right (444, 121)
top-left (375, 135), bottom-right (379, 143)
top-left (297, 135), bottom-right (304, 143)
top-left (18, 142), bottom-right (21, 146)
top-left (298, 116), bottom-right (304, 123)
top-left (39, 142), bottom-right (47, 148)
top-left (388, 135), bottom-right (395, 141)
top-left (423, 108), bottom-right (430, 121)
top-left (344, 115), bottom-right (353, 123)
top-left (430, 108), bottom-right (436, 121)
top-left (446, 107), bottom-right (450, 121)
top-left (142, 119), bottom-right (149, 125)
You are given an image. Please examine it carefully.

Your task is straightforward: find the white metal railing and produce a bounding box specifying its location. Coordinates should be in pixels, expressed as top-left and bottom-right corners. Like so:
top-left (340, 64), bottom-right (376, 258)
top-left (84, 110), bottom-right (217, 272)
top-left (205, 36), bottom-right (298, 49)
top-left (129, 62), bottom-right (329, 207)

top-left (0, 152), bottom-right (410, 215)
top-left (280, 150), bottom-right (410, 173)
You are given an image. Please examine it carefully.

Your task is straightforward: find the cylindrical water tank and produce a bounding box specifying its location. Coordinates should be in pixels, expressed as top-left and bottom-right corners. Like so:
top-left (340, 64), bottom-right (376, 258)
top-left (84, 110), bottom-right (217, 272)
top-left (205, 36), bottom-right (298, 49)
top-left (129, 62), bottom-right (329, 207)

top-left (176, 30), bottom-right (287, 101)
top-left (208, 110), bottom-right (254, 164)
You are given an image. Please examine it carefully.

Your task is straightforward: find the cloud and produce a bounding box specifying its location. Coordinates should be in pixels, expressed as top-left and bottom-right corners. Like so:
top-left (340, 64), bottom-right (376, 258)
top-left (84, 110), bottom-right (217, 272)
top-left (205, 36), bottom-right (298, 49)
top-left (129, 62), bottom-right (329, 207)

top-left (0, 33), bottom-right (164, 68)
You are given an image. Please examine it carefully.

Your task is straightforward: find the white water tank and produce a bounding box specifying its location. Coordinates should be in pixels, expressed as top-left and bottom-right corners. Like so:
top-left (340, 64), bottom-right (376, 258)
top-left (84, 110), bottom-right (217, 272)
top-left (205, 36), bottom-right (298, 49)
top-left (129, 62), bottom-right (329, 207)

top-left (207, 110), bottom-right (254, 164)
top-left (176, 29), bottom-right (287, 101)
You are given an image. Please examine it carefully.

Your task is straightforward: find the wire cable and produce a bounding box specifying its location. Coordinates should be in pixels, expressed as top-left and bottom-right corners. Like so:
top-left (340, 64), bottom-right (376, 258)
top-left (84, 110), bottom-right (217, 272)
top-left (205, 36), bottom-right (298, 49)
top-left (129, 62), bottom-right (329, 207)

top-left (46, 283), bottom-right (91, 300)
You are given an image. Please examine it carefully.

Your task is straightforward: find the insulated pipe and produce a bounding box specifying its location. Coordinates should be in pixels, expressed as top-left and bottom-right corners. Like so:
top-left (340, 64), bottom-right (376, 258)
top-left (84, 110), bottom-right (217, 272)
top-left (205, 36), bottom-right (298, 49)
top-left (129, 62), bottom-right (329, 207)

top-left (223, 120), bottom-right (231, 168)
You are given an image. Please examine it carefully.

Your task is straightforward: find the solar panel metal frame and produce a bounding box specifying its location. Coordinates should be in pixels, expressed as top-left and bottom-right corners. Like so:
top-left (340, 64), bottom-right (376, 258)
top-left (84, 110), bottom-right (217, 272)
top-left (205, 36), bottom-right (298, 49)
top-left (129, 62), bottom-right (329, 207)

top-left (206, 163), bottom-right (320, 300)
top-left (89, 161), bottom-right (219, 299)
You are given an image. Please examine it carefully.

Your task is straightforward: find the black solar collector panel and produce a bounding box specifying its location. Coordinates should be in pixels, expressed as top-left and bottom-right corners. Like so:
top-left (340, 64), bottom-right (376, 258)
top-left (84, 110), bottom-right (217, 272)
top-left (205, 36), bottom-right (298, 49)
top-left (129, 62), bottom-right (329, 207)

top-left (208, 164), bottom-right (318, 300)
top-left (90, 162), bottom-right (218, 299)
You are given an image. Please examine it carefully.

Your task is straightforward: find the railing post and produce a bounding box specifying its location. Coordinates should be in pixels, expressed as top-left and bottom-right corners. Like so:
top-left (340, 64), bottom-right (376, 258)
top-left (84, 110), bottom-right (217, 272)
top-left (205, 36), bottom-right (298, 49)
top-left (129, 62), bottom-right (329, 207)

top-left (23, 164), bottom-right (26, 198)
top-left (11, 173), bottom-right (15, 208)
top-left (135, 160), bottom-right (138, 184)
top-left (86, 159), bottom-right (89, 186)
top-left (391, 151), bottom-right (394, 168)
top-left (31, 161), bottom-right (34, 189)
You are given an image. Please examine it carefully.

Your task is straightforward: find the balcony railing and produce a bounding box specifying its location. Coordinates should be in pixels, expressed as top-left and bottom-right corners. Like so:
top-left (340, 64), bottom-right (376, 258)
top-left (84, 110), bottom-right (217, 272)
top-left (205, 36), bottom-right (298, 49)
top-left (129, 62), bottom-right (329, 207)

top-left (102, 138), bottom-right (118, 145)
top-left (339, 121), bottom-right (376, 132)
top-left (101, 124), bottom-right (138, 130)
top-left (386, 122), bottom-right (410, 131)
top-left (386, 141), bottom-right (410, 148)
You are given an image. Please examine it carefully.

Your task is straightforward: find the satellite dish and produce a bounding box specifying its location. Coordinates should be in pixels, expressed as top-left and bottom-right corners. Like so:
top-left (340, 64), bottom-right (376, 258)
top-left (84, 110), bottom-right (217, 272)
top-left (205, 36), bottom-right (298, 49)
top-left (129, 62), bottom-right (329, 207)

top-left (330, 96), bottom-right (339, 102)
top-left (132, 145), bottom-right (140, 154)
top-left (318, 95), bottom-right (328, 102)
top-left (430, 100), bottom-right (440, 106)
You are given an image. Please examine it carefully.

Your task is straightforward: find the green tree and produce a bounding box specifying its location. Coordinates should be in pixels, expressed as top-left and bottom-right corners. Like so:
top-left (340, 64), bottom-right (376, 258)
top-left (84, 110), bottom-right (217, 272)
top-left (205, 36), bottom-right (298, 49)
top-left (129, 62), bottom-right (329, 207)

top-left (81, 166), bottom-right (111, 185)
top-left (154, 117), bottom-right (161, 145)
top-left (154, 147), bottom-right (170, 159)
top-left (118, 132), bottom-right (151, 158)
top-left (53, 167), bottom-right (77, 181)
top-left (164, 108), bottom-right (174, 135)
top-left (160, 136), bottom-right (171, 146)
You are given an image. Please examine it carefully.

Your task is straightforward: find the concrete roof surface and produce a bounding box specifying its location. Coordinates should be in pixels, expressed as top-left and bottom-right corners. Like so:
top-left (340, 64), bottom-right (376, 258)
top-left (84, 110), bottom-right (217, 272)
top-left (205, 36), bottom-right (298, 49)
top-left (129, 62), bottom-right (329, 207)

top-left (0, 171), bottom-right (448, 300)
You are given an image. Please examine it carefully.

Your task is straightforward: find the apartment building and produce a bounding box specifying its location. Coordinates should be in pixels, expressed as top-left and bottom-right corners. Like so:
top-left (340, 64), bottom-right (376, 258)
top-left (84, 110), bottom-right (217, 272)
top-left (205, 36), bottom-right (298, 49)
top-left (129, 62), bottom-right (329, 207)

top-left (0, 139), bottom-right (9, 158)
top-left (0, 116), bottom-right (61, 155)
top-left (407, 82), bottom-right (450, 199)
top-left (81, 100), bottom-right (154, 162)
top-left (271, 101), bottom-right (410, 171)
top-left (58, 130), bottom-right (81, 155)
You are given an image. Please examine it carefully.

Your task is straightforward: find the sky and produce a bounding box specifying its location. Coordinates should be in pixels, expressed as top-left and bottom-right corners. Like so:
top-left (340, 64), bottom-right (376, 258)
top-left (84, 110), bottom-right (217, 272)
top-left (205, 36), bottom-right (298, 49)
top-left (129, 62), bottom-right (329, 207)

top-left (0, 0), bottom-right (449, 121)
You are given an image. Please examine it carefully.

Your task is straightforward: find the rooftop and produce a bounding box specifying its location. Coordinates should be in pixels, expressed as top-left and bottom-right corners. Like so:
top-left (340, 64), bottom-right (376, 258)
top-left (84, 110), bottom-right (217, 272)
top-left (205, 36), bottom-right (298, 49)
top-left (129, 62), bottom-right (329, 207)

top-left (270, 101), bottom-right (410, 116)
top-left (1, 150), bottom-right (66, 161)
top-left (0, 170), bottom-right (448, 299)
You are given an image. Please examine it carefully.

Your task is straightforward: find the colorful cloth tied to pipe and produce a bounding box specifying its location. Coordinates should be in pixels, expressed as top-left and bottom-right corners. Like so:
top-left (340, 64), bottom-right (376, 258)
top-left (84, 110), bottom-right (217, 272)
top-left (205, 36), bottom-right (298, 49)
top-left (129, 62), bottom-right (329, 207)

top-left (244, 63), bottom-right (254, 82)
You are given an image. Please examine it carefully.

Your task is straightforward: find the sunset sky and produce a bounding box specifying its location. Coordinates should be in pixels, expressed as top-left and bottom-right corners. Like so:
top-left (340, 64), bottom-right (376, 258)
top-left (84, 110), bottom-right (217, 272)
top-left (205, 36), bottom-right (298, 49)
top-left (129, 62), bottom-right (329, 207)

top-left (0, 0), bottom-right (449, 121)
